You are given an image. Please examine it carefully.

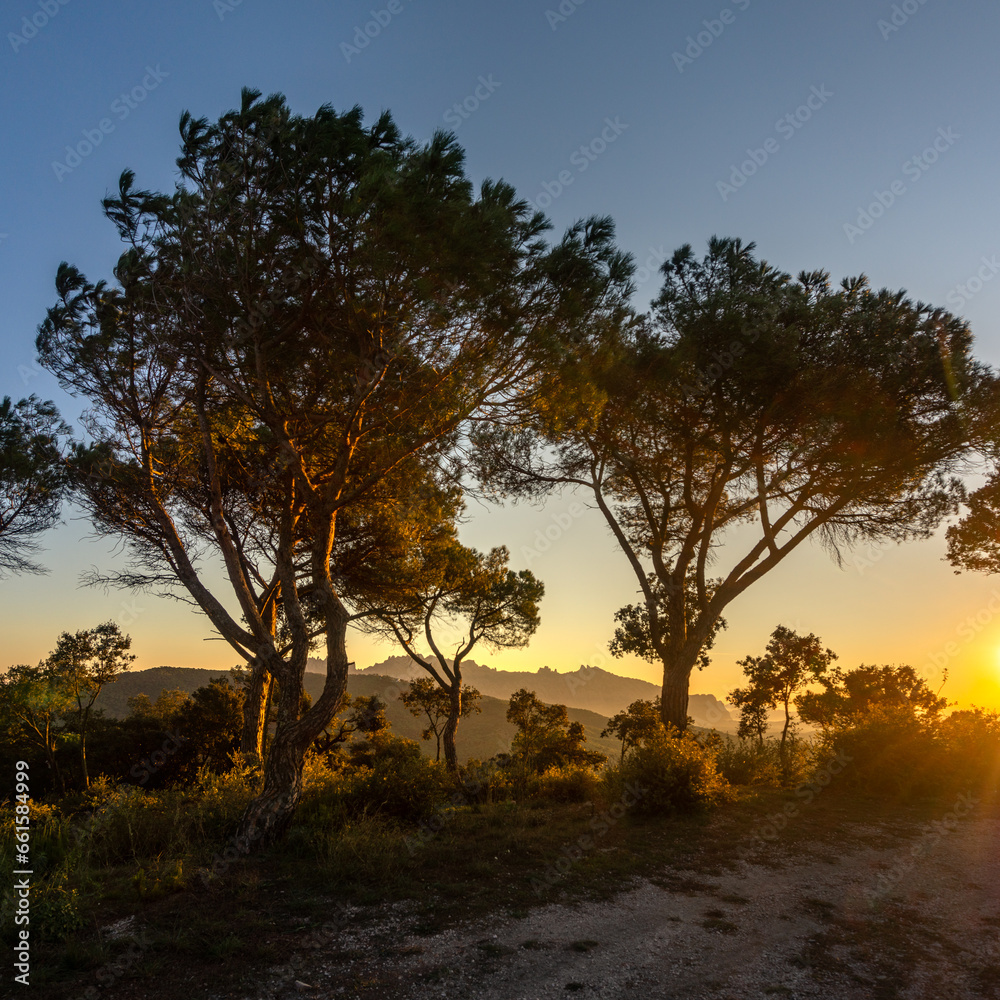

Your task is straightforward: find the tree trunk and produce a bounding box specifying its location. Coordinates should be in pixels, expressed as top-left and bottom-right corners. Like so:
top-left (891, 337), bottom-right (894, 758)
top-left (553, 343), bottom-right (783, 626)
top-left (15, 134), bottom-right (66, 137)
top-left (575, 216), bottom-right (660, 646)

top-left (660, 662), bottom-right (692, 731)
top-left (79, 706), bottom-right (90, 789)
top-left (240, 658), bottom-right (269, 760)
top-left (234, 606), bottom-right (352, 853)
top-left (780, 700), bottom-right (791, 749)
top-left (44, 729), bottom-right (66, 797)
top-left (442, 683), bottom-right (462, 774)
top-left (233, 727), bottom-right (310, 852)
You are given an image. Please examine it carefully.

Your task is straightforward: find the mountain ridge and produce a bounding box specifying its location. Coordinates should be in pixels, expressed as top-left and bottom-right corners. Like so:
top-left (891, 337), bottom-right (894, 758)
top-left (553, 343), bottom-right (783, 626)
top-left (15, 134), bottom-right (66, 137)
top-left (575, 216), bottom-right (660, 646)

top-left (308, 655), bottom-right (735, 730)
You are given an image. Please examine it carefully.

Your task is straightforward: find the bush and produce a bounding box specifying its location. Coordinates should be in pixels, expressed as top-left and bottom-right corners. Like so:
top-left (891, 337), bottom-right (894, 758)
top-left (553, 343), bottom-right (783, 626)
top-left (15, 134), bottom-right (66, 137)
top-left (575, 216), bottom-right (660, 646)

top-left (815, 706), bottom-right (1000, 799)
top-left (535, 765), bottom-right (603, 804)
top-left (619, 728), bottom-right (732, 816)
top-left (712, 735), bottom-right (814, 787)
top-left (298, 737), bottom-right (452, 827)
top-left (814, 709), bottom-right (943, 798)
top-left (459, 758), bottom-right (515, 804)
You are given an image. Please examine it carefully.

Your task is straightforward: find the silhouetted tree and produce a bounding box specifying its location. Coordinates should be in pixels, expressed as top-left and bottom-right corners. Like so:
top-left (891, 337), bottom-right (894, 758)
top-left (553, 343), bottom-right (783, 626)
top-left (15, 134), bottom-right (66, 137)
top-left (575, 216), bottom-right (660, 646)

top-left (601, 698), bottom-right (661, 761)
top-left (0, 395), bottom-right (69, 576)
top-left (731, 626), bottom-right (837, 749)
top-left (477, 238), bottom-right (990, 729)
top-left (45, 621), bottom-right (135, 788)
top-left (365, 536), bottom-right (542, 772)
top-left (400, 677), bottom-right (481, 761)
top-left (36, 90), bottom-right (620, 848)
top-left (796, 664), bottom-right (947, 730)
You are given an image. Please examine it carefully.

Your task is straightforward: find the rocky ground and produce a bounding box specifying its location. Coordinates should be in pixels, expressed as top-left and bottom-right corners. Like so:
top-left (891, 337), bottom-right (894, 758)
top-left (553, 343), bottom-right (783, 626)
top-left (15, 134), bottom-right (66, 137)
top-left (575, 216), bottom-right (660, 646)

top-left (240, 793), bottom-right (1000, 1000)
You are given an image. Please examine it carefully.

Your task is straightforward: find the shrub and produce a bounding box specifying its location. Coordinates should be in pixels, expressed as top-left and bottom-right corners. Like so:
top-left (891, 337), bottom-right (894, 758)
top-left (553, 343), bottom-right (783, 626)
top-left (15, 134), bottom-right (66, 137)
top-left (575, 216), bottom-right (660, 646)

top-left (712, 734), bottom-right (814, 787)
top-left (814, 709), bottom-right (944, 798)
top-left (459, 758), bottom-right (514, 804)
top-left (299, 737), bottom-right (452, 827)
top-left (620, 728), bottom-right (732, 816)
top-left (536, 765), bottom-right (603, 804)
top-left (713, 738), bottom-right (784, 786)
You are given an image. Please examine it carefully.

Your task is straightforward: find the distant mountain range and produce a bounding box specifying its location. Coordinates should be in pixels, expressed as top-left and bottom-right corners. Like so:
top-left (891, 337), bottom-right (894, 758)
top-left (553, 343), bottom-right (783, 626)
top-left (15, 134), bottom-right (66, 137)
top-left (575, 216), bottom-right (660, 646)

top-left (91, 658), bottom-right (739, 765)
top-left (307, 655), bottom-right (735, 731)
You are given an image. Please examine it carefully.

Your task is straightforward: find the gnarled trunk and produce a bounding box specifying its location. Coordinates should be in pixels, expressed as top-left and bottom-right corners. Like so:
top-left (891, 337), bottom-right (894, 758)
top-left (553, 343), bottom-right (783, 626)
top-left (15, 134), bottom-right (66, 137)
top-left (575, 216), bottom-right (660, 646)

top-left (240, 658), bottom-right (269, 760)
top-left (442, 682), bottom-right (462, 774)
top-left (234, 605), bottom-right (351, 853)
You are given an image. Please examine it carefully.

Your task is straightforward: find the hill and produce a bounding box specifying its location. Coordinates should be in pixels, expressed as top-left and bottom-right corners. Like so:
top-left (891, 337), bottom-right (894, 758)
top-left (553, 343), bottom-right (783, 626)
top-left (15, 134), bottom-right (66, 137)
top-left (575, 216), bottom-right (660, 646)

top-left (92, 667), bottom-right (625, 763)
top-left (307, 655), bottom-right (736, 731)
top-left (92, 659), bottom-right (738, 763)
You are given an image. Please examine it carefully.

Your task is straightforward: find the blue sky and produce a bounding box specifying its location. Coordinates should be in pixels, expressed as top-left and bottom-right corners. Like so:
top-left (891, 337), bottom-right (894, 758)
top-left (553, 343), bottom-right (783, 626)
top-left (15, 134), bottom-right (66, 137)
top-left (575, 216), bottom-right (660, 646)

top-left (3, 0), bottom-right (1000, 708)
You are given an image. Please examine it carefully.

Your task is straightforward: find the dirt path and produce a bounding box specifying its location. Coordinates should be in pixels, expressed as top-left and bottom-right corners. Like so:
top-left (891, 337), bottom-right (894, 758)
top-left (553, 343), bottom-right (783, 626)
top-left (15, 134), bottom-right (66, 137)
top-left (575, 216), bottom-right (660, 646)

top-left (248, 795), bottom-right (1000, 1000)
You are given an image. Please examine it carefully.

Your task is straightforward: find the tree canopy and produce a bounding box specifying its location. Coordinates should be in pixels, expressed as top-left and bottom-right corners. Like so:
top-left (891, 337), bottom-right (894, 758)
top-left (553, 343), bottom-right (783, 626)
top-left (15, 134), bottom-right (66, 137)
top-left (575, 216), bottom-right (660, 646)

top-left (477, 237), bottom-right (990, 729)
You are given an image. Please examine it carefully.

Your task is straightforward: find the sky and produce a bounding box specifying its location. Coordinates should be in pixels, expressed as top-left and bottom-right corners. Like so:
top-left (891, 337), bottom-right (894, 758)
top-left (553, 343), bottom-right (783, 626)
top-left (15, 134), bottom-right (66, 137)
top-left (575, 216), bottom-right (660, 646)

top-left (2, 0), bottom-right (1000, 711)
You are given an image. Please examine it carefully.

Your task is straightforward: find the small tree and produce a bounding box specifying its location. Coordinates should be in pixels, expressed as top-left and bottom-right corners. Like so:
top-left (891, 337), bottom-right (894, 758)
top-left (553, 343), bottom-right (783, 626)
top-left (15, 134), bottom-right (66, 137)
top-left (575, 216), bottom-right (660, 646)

top-left (601, 698), bottom-right (661, 762)
top-left (732, 626), bottom-right (837, 750)
top-left (174, 676), bottom-right (244, 773)
top-left (0, 395), bottom-right (69, 577)
top-left (506, 688), bottom-right (606, 773)
top-left (45, 621), bottom-right (136, 788)
top-left (400, 677), bottom-right (481, 761)
top-left (728, 683), bottom-right (771, 746)
top-left (367, 541), bottom-right (542, 773)
top-left (0, 663), bottom-right (72, 795)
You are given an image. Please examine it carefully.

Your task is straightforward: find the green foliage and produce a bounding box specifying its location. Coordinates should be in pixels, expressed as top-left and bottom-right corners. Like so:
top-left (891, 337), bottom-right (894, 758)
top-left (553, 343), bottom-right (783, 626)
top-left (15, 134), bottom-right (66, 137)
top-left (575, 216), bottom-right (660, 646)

top-left (172, 676), bottom-right (243, 774)
top-left (506, 688), bottom-right (607, 773)
top-left (712, 734), bottom-right (813, 787)
top-left (618, 727), bottom-right (732, 816)
top-left (797, 665), bottom-right (993, 798)
top-left (301, 737), bottom-right (452, 825)
top-left (610, 579), bottom-right (726, 669)
top-left (46, 620), bottom-right (136, 789)
top-left (26, 869), bottom-right (85, 941)
top-left (535, 765), bottom-right (604, 804)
